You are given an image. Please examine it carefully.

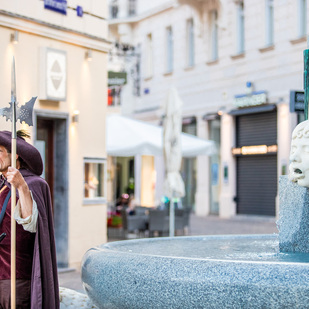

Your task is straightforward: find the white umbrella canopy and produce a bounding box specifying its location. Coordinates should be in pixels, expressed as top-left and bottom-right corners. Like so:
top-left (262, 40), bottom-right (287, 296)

top-left (162, 87), bottom-right (185, 199)
top-left (106, 114), bottom-right (217, 157)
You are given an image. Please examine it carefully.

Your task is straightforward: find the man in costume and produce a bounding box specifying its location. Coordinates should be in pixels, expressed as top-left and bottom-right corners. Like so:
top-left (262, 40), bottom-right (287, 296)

top-left (0, 130), bottom-right (59, 309)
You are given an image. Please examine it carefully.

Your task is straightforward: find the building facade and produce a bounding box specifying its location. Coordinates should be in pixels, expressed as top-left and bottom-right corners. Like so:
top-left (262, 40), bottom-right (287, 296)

top-left (0, 0), bottom-right (110, 268)
top-left (108, 0), bottom-right (307, 218)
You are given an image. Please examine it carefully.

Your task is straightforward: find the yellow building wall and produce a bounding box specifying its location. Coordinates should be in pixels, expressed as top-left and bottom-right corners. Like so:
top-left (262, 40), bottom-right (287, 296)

top-left (0, 1), bottom-right (110, 269)
top-left (68, 47), bottom-right (108, 268)
top-left (141, 155), bottom-right (155, 207)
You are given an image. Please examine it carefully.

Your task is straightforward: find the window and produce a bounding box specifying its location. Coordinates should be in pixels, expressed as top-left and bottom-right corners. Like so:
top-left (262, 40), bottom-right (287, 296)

top-left (107, 71), bottom-right (127, 106)
top-left (186, 18), bottom-right (195, 67)
top-left (236, 1), bottom-right (245, 54)
top-left (110, 0), bottom-right (118, 19)
top-left (145, 33), bottom-right (153, 78)
top-left (265, 0), bottom-right (274, 46)
top-left (210, 10), bottom-right (218, 61)
top-left (166, 26), bottom-right (173, 73)
top-left (298, 0), bottom-right (307, 37)
top-left (108, 87), bottom-right (121, 106)
top-left (128, 0), bottom-right (136, 16)
top-left (84, 158), bottom-right (107, 204)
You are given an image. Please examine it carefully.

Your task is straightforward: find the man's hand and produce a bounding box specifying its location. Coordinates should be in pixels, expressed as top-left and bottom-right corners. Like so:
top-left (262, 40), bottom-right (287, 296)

top-left (7, 167), bottom-right (32, 218)
top-left (7, 167), bottom-right (27, 190)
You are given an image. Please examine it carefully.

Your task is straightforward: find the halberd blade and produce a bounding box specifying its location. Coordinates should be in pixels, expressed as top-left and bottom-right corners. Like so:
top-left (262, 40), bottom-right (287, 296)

top-left (17, 97), bottom-right (37, 126)
top-left (0, 105), bottom-right (12, 122)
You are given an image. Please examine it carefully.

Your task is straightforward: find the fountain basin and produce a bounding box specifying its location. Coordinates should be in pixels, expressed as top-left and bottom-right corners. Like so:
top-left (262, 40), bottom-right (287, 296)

top-left (81, 234), bottom-right (309, 309)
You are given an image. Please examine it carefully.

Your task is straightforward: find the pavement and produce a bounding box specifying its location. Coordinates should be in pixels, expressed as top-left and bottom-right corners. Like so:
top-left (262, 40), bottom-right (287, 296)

top-left (58, 213), bottom-right (278, 294)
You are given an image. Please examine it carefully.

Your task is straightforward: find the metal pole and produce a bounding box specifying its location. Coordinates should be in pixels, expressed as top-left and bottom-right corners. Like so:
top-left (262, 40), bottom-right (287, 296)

top-left (169, 193), bottom-right (175, 237)
top-left (304, 49), bottom-right (309, 120)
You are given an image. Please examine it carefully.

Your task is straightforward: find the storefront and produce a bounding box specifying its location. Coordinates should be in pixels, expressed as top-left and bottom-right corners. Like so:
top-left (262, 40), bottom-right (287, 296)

top-left (202, 113), bottom-right (221, 216)
top-left (181, 117), bottom-right (197, 211)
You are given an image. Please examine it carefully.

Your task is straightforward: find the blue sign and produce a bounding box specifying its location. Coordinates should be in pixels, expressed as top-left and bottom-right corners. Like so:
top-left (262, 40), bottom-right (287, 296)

top-left (44, 0), bottom-right (67, 15)
top-left (77, 6), bottom-right (83, 17)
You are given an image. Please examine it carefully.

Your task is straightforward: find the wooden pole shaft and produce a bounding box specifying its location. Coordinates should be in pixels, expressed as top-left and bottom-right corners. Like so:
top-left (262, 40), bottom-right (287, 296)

top-left (11, 138), bottom-right (16, 309)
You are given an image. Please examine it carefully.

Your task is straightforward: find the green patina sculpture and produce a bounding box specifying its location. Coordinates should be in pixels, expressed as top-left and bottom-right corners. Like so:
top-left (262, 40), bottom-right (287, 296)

top-left (304, 49), bottom-right (309, 120)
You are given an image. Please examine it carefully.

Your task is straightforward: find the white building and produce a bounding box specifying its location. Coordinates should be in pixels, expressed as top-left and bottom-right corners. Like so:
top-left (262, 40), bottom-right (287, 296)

top-left (107, 0), bottom-right (307, 218)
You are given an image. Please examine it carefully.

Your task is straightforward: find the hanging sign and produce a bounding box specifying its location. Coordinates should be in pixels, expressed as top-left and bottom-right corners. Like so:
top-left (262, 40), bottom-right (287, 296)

top-left (108, 71), bottom-right (127, 87)
top-left (44, 0), bottom-right (67, 15)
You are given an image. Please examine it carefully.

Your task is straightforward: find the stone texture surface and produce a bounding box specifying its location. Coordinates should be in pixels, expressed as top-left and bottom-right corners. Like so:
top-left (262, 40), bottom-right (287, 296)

top-left (59, 287), bottom-right (97, 309)
top-left (82, 235), bottom-right (309, 309)
top-left (278, 176), bottom-right (309, 253)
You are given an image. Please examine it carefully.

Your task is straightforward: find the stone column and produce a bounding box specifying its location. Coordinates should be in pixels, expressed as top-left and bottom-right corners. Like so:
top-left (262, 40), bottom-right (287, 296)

top-left (154, 155), bottom-right (165, 206)
top-left (195, 116), bottom-right (210, 216)
top-left (219, 113), bottom-right (236, 218)
top-left (276, 103), bottom-right (292, 218)
top-left (134, 154), bottom-right (142, 205)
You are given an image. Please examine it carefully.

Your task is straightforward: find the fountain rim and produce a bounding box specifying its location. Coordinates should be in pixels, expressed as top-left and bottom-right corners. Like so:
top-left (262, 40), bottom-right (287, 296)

top-left (86, 233), bottom-right (309, 266)
top-left (104, 233), bottom-right (277, 248)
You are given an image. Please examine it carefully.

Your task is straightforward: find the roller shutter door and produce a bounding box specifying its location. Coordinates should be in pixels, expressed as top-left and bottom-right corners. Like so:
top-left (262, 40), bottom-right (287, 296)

top-left (236, 111), bottom-right (277, 216)
top-left (236, 155), bottom-right (277, 216)
top-left (236, 111), bottom-right (277, 146)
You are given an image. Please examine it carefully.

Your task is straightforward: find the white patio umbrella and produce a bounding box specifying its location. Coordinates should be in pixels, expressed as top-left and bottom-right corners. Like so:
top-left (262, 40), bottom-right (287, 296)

top-left (162, 87), bottom-right (185, 237)
top-left (106, 114), bottom-right (217, 157)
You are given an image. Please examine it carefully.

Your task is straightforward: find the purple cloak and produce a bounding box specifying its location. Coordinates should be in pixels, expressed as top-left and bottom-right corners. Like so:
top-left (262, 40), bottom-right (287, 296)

top-left (6, 169), bottom-right (59, 309)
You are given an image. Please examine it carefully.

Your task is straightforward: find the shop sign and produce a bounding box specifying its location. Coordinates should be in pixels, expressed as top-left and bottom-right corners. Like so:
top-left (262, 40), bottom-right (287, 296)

top-left (232, 144), bottom-right (278, 156)
top-left (290, 90), bottom-right (304, 113)
top-left (44, 0), bottom-right (67, 15)
top-left (223, 163), bottom-right (228, 184)
top-left (108, 71), bottom-right (127, 87)
top-left (39, 47), bottom-right (67, 101)
top-left (234, 91), bottom-right (267, 108)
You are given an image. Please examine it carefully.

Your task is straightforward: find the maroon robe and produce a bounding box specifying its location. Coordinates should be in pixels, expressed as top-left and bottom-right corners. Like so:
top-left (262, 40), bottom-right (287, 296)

top-left (2, 169), bottom-right (59, 309)
top-left (0, 186), bottom-right (35, 280)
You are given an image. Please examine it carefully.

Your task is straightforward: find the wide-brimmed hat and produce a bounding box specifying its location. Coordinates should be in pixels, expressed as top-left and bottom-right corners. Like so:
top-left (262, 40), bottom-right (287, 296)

top-left (0, 131), bottom-right (43, 176)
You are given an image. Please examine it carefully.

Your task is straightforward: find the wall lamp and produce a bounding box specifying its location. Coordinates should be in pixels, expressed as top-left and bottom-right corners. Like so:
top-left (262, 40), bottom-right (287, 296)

top-left (72, 110), bottom-right (80, 123)
top-left (85, 49), bottom-right (92, 61)
top-left (11, 30), bottom-right (19, 44)
top-left (217, 106), bottom-right (226, 116)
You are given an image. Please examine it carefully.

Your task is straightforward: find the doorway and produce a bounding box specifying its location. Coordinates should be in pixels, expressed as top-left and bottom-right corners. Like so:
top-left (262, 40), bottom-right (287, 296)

top-left (209, 119), bottom-right (220, 215)
top-left (35, 114), bottom-right (69, 268)
top-left (235, 110), bottom-right (277, 216)
top-left (37, 119), bottom-right (55, 206)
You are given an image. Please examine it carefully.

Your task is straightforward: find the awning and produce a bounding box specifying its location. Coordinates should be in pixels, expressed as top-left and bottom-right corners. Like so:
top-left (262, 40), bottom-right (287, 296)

top-left (228, 104), bottom-right (277, 116)
top-left (106, 114), bottom-right (217, 157)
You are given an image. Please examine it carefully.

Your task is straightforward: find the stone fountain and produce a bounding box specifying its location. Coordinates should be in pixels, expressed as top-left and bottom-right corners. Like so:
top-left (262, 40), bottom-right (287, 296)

top-left (81, 53), bottom-right (309, 308)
